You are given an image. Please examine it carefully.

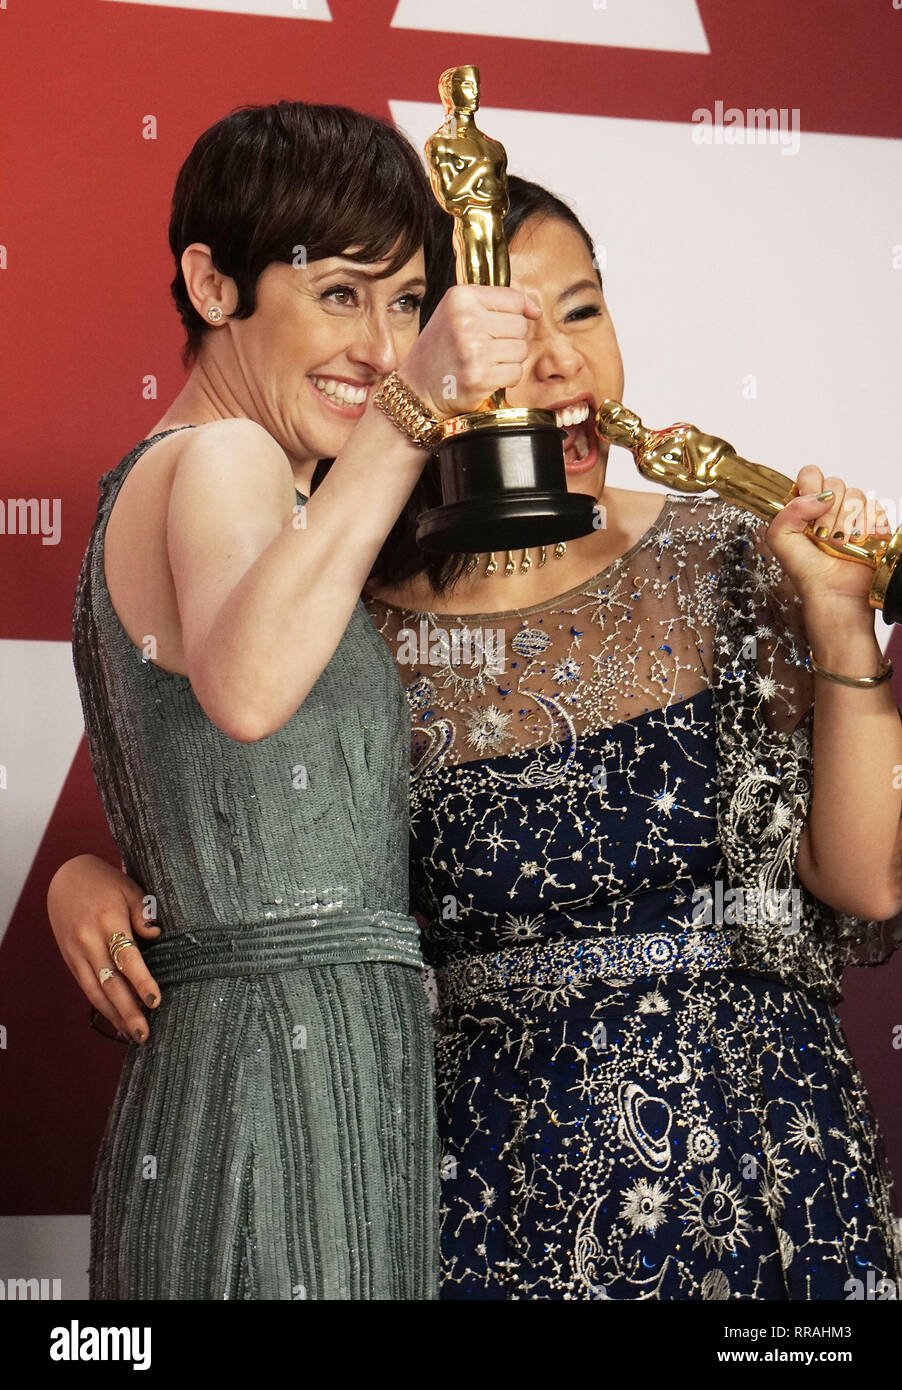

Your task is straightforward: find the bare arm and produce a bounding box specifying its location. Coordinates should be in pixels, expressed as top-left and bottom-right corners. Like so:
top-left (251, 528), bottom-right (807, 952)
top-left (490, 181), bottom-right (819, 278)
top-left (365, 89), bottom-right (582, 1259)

top-left (168, 409), bottom-right (425, 741)
top-left (171, 284), bottom-right (539, 741)
top-left (761, 469), bottom-right (902, 921)
top-left (796, 616), bottom-right (902, 920)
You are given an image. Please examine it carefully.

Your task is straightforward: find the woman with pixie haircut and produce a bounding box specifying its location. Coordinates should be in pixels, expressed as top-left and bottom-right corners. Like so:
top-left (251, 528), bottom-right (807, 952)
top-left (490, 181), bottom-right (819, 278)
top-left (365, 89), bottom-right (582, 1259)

top-left (52, 100), bottom-right (538, 1300)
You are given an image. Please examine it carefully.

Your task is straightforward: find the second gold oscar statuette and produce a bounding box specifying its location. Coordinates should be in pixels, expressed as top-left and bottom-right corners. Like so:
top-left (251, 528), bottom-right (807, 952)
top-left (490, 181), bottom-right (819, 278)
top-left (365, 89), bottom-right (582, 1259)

top-left (595, 399), bottom-right (902, 625)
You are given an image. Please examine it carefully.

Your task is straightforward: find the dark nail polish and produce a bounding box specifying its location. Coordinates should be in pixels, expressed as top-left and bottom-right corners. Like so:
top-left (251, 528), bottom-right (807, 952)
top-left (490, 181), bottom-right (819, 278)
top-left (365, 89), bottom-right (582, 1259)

top-left (145, 994), bottom-right (157, 1007)
top-left (134, 1028), bottom-right (145, 1042)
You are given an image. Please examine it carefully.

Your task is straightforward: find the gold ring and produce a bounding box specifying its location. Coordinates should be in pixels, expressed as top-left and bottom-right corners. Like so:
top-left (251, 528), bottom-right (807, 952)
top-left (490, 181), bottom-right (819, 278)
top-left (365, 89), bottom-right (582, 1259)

top-left (108, 932), bottom-right (135, 971)
top-left (99, 967), bottom-right (116, 985)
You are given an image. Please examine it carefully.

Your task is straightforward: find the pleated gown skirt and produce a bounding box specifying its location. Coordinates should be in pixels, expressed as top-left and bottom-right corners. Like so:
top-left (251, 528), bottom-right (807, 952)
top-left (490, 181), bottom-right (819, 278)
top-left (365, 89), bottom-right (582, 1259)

top-left (89, 961), bottom-right (438, 1300)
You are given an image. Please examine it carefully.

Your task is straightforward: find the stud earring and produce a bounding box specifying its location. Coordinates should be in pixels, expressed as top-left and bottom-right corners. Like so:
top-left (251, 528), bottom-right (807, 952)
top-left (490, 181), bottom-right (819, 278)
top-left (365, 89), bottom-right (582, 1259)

top-left (207, 306), bottom-right (223, 323)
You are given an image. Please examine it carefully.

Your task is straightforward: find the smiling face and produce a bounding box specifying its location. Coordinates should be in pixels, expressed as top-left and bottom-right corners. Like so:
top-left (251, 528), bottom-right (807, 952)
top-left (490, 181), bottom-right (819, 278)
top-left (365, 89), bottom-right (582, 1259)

top-left (221, 247), bottom-right (426, 465)
top-left (505, 215), bottom-right (624, 496)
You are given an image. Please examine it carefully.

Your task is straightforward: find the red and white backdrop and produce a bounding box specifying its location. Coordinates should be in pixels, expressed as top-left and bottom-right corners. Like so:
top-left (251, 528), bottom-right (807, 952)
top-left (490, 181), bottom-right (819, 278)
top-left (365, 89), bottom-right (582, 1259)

top-left (2, 0), bottom-right (901, 1297)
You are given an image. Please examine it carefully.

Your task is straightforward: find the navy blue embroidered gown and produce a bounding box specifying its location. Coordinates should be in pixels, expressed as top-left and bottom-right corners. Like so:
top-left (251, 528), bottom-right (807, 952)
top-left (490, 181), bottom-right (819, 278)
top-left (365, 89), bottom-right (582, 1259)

top-left (368, 494), bottom-right (902, 1301)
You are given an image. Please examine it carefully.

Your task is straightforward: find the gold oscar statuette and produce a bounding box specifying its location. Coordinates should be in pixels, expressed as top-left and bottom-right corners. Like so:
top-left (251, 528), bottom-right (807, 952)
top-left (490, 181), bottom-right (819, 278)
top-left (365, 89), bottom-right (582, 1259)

top-left (595, 400), bottom-right (902, 624)
top-left (415, 65), bottom-right (597, 554)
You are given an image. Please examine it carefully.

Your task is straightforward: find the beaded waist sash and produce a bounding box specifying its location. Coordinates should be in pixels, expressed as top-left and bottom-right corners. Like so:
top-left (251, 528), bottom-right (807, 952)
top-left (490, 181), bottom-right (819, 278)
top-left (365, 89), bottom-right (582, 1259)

top-left (140, 911), bottom-right (423, 985)
top-left (436, 928), bottom-right (736, 1008)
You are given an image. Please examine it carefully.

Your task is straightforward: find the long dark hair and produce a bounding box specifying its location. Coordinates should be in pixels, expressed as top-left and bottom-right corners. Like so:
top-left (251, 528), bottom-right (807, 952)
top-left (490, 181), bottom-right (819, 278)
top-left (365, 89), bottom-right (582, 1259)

top-left (356, 175), bottom-right (603, 595)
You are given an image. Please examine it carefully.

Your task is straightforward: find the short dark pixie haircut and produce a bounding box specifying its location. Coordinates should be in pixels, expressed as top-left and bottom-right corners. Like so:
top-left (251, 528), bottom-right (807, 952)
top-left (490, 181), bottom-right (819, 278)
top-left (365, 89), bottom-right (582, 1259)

top-left (361, 175), bottom-right (604, 596)
top-left (169, 100), bottom-right (432, 367)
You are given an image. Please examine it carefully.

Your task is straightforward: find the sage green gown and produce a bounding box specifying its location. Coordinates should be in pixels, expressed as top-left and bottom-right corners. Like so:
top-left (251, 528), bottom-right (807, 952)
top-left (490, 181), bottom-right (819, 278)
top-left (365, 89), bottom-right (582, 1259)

top-left (72, 427), bottom-right (438, 1299)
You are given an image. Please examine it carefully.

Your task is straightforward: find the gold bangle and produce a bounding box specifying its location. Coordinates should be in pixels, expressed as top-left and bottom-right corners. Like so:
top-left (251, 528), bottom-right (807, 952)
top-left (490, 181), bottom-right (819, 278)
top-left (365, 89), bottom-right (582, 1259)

top-left (372, 371), bottom-right (443, 451)
top-left (807, 650), bottom-right (894, 687)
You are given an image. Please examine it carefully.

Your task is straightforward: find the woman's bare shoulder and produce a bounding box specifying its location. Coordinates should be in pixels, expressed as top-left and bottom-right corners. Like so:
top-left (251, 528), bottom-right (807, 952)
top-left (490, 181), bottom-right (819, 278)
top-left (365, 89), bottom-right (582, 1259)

top-left (114, 418), bottom-right (291, 525)
top-left (167, 419), bottom-right (295, 510)
top-left (141, 415), bottom-right (286, 459)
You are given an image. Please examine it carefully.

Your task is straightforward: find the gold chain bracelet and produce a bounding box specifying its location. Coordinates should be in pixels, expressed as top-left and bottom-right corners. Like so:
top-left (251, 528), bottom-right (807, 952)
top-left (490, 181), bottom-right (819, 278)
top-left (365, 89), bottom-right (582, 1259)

top-left (372, 371), bottom-right (443, 451)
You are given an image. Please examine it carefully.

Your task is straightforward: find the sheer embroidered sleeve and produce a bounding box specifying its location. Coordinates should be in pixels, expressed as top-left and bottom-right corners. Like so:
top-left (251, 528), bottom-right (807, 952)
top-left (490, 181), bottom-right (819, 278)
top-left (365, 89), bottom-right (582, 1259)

top-left (710, 501), bottom-right (902, 986)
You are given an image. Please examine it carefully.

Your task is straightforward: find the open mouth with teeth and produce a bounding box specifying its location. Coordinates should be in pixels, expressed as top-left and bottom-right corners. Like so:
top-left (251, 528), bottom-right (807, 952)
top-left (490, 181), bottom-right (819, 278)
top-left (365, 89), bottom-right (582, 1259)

top-left (309, 374), bottom-right (370, 414)
top-left (553, 401), bottom-right (597, 470)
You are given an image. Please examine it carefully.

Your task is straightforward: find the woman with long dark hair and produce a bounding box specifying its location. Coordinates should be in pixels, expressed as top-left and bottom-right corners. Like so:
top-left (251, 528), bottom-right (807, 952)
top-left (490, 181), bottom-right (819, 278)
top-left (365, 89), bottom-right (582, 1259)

top-left (363, 178), bottom-right (902, 1298)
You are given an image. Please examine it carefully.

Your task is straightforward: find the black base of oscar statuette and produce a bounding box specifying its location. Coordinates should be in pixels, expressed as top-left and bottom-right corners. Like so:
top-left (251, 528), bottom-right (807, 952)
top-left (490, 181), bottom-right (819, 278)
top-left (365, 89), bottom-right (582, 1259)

top-left (871, 526), bottom-right (902, 627)
top-left (884, 559), bottom-right (902, 627)
top-left (415, 410), bottom-right (597, 553)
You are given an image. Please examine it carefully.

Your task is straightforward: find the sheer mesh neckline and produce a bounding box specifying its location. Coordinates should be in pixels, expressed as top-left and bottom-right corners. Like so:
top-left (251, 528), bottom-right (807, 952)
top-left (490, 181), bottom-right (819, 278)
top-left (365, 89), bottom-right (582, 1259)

top-left (372, 494), bottom-right (673, 620)
top-left (366, 492), bottom-right (727, 772)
